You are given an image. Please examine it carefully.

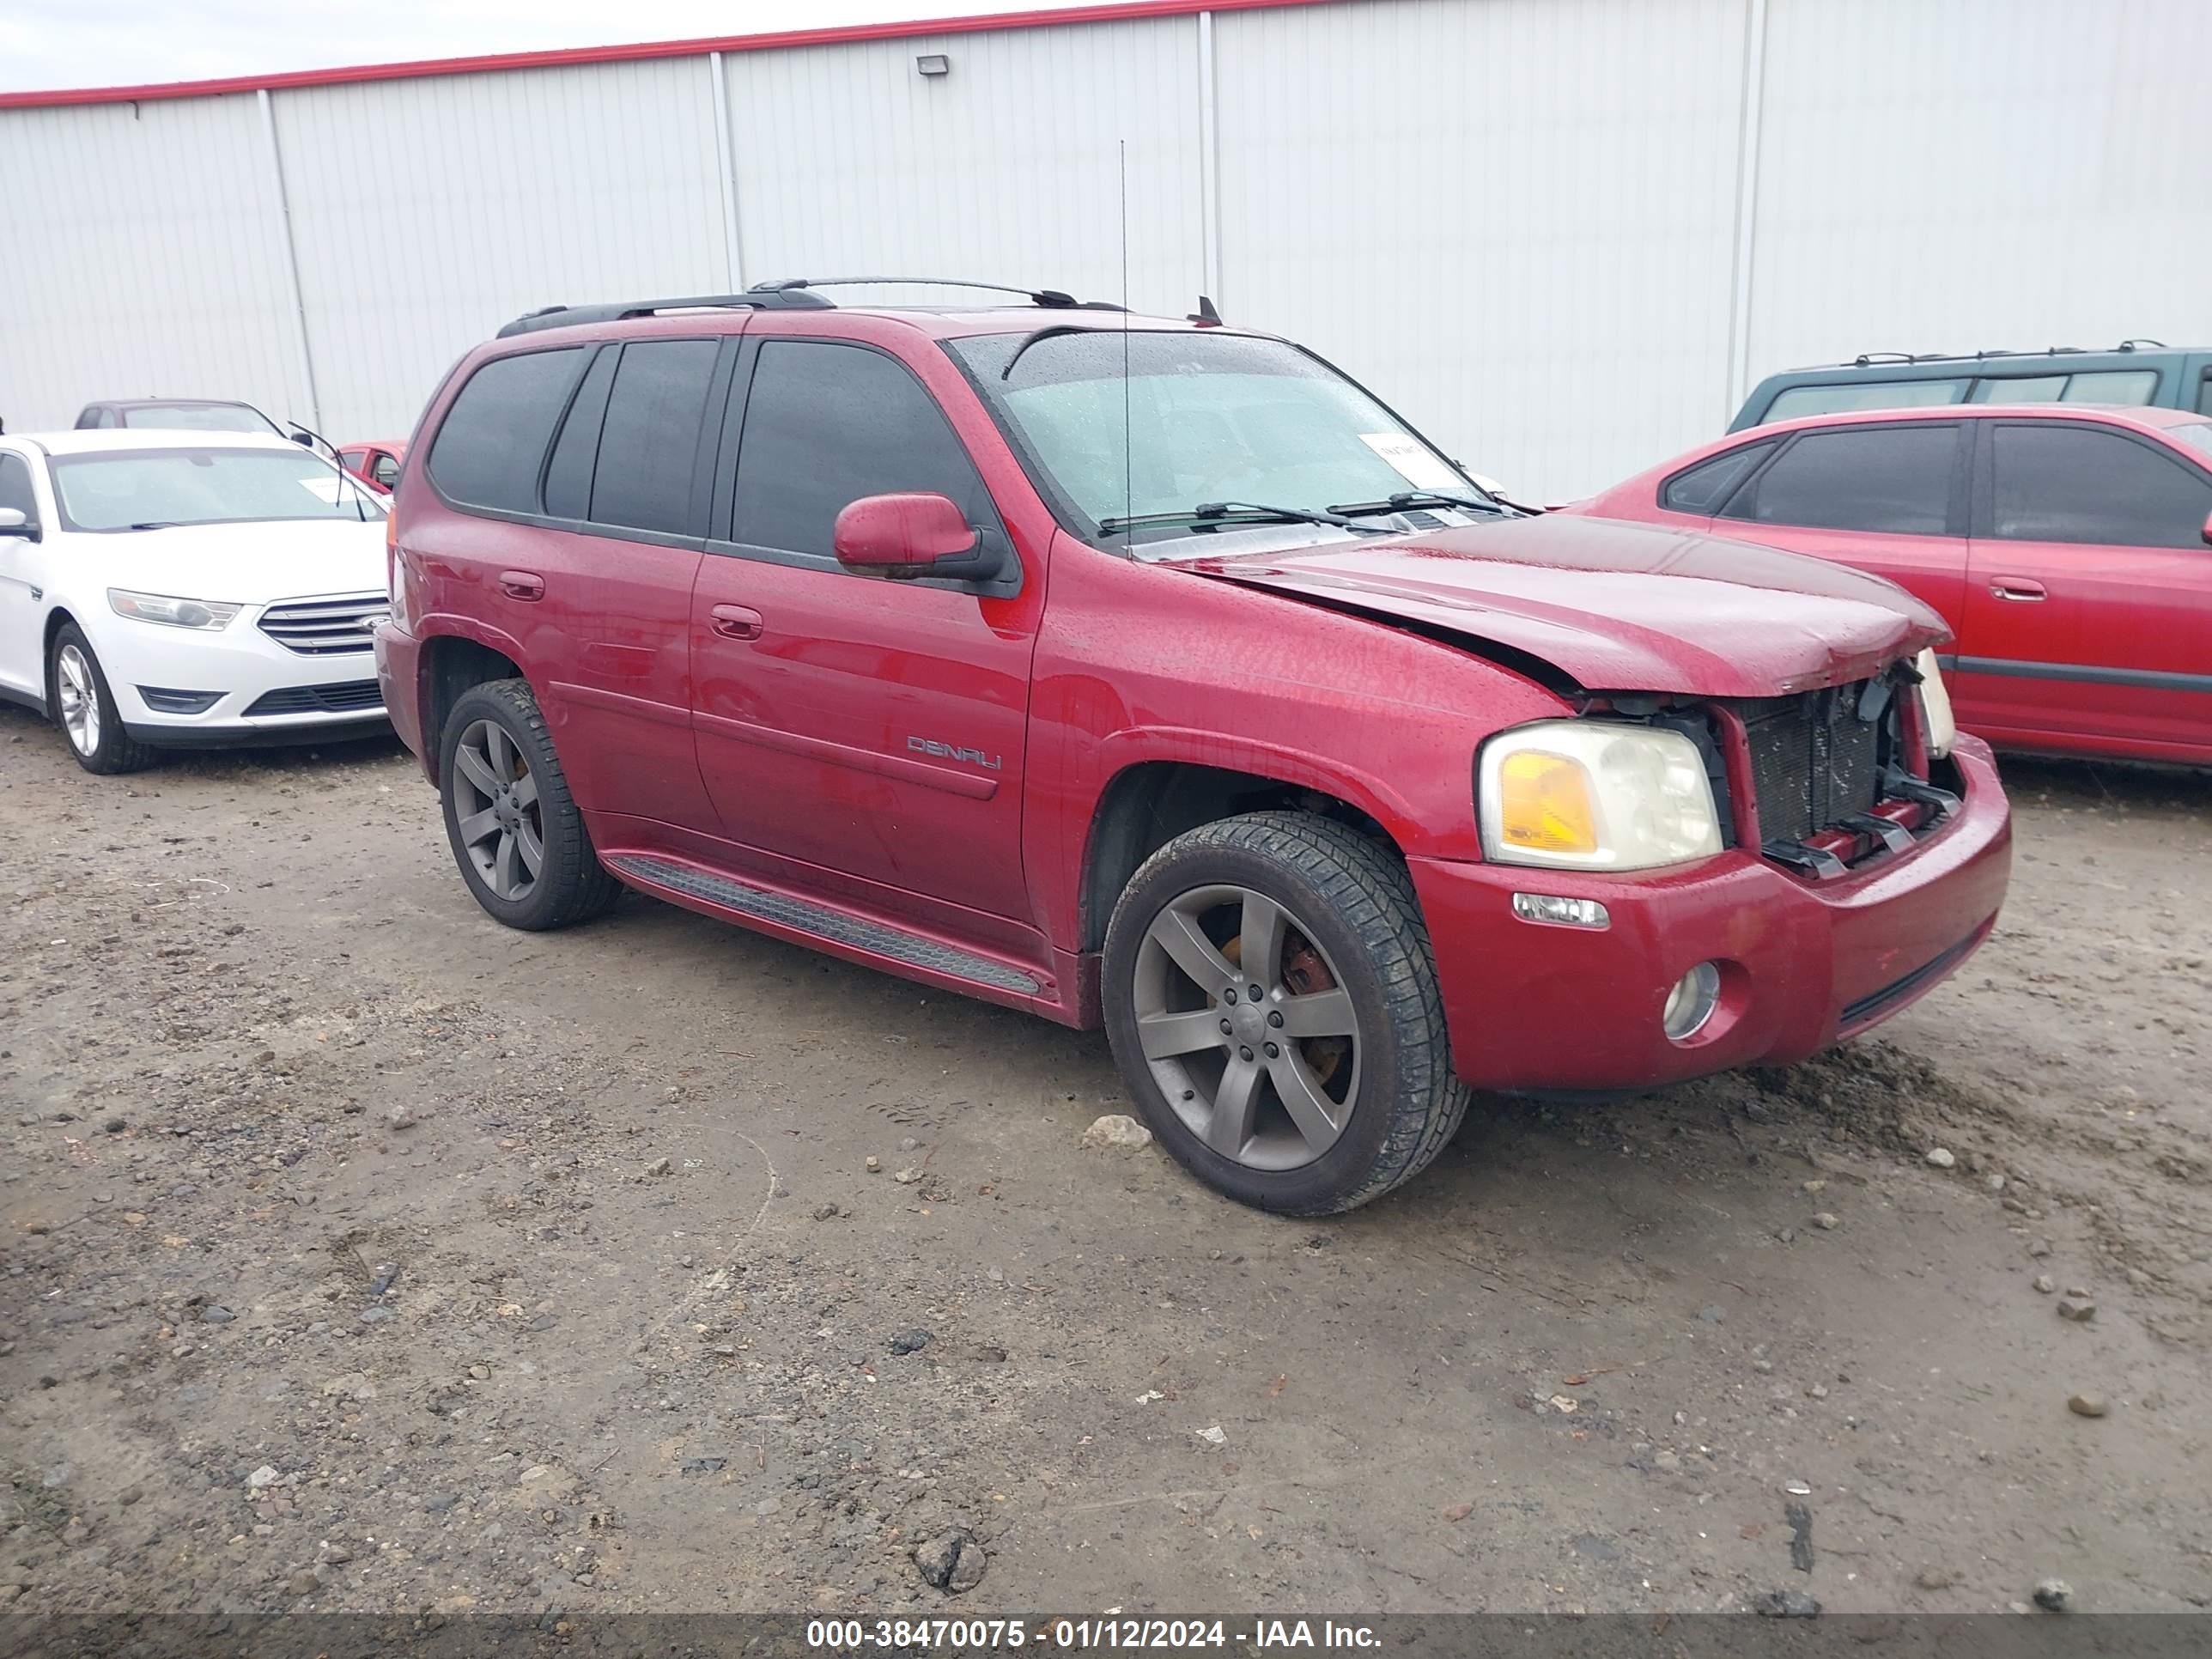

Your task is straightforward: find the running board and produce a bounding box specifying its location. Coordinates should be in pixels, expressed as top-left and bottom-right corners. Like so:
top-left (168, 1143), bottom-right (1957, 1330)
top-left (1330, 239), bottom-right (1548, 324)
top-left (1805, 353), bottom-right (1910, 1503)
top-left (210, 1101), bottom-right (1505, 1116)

top-left (604, 853), bottom-right (1045, 996)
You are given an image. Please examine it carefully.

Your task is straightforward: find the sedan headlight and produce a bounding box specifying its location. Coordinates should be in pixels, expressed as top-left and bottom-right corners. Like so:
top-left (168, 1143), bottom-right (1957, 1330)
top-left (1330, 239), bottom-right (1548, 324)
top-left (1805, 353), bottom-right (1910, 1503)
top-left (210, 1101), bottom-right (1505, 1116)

top-left (108, 589), bottom-right (242, 630)
top-left (1480, 720), bottom-right (1723, 871)
top-left (1916, 647), bottom-right (1955, 759)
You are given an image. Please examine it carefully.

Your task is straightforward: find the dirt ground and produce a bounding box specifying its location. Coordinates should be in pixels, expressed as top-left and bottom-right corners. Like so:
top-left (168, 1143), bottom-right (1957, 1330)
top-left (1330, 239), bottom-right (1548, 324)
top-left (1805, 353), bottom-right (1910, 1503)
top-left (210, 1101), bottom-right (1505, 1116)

top-left (3, 699), bottom-right (2209, 1620)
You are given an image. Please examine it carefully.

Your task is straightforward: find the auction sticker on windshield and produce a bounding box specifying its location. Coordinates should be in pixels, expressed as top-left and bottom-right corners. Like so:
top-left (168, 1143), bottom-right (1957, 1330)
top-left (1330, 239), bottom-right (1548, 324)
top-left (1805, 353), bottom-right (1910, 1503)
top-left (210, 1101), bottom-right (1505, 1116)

top-left (1358, 432), bottom-right (1461, 490)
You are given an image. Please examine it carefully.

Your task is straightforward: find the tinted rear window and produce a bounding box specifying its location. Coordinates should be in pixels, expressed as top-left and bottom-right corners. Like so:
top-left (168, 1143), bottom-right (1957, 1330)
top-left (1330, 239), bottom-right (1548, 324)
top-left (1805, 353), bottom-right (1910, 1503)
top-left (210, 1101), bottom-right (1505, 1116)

top-left (1719, 424), bottom-right (1958, 534)
top-left (1662, 441), bottom-right (1775, 514)
top-left (429, 348), bottom-right (585, 514)
top-left (590, 340), bottom-right (720, 536)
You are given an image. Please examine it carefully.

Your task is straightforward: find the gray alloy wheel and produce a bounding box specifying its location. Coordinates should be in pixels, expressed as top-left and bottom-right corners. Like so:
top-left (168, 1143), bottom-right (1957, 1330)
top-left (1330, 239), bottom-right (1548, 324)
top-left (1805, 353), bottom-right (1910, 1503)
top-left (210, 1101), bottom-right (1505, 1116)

top-left (449, 716), bottom-right (543, 902)
top-left (1132, 883), bottom-right (1361, 1170)
top-left (55, 641), bottom-right (100, 757)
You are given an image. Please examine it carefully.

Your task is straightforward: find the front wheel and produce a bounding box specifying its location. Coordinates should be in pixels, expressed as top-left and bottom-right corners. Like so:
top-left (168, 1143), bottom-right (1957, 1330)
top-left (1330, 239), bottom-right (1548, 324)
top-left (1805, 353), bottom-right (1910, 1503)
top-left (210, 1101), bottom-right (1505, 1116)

top-left (49, 623), bottom-right (158, 775)
top-left (438, 678), bottom-right (621, 931)
top-left (1102, 811), bottom-right (1470, 1215)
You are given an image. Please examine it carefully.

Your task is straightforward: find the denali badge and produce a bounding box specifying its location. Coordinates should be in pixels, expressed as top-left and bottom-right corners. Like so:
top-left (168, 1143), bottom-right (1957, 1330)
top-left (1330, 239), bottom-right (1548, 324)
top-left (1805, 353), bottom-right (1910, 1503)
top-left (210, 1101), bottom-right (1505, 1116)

top-left (907, 736), bottom-right (1002, 770)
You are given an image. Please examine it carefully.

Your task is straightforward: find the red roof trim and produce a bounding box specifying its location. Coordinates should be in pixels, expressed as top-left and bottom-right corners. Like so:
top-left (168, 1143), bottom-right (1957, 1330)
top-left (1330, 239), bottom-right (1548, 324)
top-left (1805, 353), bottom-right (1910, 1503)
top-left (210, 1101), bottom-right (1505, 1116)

top-left (0, 0), bottom-right (1325, 110)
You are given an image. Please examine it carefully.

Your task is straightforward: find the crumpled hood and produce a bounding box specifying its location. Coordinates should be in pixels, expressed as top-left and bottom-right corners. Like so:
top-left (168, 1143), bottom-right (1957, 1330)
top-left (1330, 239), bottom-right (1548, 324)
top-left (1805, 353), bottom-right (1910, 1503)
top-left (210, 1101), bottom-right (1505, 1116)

top-left (1176, 513), bottom-right (1950, 697)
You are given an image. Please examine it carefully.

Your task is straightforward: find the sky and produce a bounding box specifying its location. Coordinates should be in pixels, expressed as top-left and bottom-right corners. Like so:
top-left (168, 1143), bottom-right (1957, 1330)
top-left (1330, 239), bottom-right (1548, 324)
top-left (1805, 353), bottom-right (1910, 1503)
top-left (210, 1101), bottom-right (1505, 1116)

top-left (0, 0), bottom-right (1109, 93)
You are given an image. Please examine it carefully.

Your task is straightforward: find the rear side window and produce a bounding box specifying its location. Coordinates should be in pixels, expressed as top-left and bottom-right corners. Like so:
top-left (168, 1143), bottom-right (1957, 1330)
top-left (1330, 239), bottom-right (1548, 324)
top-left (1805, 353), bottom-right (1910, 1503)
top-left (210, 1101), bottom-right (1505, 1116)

top-left (429, 347), bottom-right (585, 514)
top-left (1662, 441), bottom-right (1775, 514)
top-left (1721, 424), bottom-right (1959, 535)
top-left (2061, 369), bottom-right (2158, 404)
top-left (730, 340), bottom-right (994, 562)
top-left (1990, 425), bottom-right (2212, 549)
top-left (542, 348), bottom-right (618, 521)
top-left (589, 340), bottom-right (720, 536)
top-left (2199, 373), bottom-right (2212, 416)
top-left (1764, 380), bottom-right (1968, 422)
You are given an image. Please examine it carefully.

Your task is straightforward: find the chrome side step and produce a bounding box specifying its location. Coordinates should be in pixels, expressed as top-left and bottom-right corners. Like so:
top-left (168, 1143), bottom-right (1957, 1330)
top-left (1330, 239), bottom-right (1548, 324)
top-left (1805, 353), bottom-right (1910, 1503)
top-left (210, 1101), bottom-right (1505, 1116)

top-left (605, 853), bottom-right (1044, 995)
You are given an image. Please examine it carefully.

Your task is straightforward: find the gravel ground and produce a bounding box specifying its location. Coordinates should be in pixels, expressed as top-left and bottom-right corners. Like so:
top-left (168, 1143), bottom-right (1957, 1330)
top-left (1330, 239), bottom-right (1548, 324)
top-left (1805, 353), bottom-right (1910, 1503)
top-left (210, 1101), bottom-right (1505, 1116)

top-left (3, 701), bottom-right (2209, 1619)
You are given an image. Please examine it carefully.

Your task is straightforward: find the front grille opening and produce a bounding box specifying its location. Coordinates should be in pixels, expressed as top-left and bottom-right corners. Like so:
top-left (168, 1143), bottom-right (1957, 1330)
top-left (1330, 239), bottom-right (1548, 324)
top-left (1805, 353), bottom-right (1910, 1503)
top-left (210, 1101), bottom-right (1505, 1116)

top-left (258, 592), bottom-right (386, 656)
top-left (1717, 672), bottom-right (1937, 877)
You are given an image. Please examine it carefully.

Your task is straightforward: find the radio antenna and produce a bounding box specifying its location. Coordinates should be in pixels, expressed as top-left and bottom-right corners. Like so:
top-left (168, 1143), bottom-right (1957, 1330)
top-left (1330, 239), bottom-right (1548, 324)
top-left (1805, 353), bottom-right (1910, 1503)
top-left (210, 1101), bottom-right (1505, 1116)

top-left (1119, 137), bottom-right (1133, 538)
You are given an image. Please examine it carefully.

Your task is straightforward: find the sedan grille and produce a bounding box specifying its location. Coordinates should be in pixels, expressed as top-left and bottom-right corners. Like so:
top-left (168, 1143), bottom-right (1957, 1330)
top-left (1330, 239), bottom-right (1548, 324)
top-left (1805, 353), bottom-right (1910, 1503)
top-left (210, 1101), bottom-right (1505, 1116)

top-left (1735, 682), bottom-right (1888, 847)
top-left (257, 592), bottom-right (387, 655)
top-left (243, 680), bottom-right (385, 717)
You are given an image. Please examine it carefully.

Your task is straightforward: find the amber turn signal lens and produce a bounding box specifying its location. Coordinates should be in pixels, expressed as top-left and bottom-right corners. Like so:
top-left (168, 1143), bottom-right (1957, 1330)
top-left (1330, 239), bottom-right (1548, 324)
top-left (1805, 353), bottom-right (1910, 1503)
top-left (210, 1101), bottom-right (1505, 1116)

top-left (1496, 750), bottom-right (1598, 856)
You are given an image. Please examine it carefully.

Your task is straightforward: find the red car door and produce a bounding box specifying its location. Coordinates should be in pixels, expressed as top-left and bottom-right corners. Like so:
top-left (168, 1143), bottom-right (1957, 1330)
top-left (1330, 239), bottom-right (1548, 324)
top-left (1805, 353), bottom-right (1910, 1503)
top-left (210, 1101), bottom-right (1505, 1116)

top-left (688, 327), bottom-right (1041, 945)
top-left (1705, 421), bottom-right (1972, 637)
top-left (1960, 419), bottom-right (2212, 760)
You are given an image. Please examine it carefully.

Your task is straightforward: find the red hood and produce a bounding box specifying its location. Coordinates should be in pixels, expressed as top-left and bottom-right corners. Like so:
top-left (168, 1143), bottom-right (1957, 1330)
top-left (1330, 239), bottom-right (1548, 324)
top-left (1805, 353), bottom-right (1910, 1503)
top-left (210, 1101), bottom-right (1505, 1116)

top-left (1176, 514), bottom-right (1949, 697)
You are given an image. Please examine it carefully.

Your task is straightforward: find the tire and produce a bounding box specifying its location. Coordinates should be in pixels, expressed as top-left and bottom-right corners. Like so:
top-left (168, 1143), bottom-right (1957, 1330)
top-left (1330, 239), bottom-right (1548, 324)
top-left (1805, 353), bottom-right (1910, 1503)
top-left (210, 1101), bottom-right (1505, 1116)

top-left (1102, 811), bottom-right (1470, 1215)
top-left (437, 678), bottom-right (621, 931)
top-left (49, 623), bottom-right (159, 775)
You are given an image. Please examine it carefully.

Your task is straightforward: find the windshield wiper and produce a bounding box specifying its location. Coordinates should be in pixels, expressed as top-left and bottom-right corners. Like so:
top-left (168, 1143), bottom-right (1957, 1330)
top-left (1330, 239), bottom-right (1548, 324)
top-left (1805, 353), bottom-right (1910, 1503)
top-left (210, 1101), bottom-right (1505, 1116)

top-left (128, 520), bottom-right (180, 530)
top-left (1098, 500), bottom-right (1383, 536)
top-left (1327, 489), bottom-right (1510, 518)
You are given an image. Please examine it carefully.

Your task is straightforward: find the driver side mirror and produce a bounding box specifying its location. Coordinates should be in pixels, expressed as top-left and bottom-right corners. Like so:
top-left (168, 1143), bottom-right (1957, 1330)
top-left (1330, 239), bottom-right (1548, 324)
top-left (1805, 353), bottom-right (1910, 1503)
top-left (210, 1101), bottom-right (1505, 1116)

top-left (0, 507), bottom-right (38, 542)
top-left (290, 428), bottom-right (315, 447)
top-left (834, 492), bottom-right (1006, 582)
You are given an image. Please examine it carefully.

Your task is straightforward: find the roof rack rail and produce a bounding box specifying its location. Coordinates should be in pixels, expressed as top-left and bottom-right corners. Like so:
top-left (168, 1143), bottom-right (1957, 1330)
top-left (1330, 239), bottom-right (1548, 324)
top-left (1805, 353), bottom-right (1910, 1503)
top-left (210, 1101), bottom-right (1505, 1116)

top-left (1844, 339), bottom-right (2165, 369)
top-left (497, 276), bottom-right (1129, 336)
top-left (750, 276), bottom-right (1125, 311)
top-left (495, 290), bottom-right (830, 337)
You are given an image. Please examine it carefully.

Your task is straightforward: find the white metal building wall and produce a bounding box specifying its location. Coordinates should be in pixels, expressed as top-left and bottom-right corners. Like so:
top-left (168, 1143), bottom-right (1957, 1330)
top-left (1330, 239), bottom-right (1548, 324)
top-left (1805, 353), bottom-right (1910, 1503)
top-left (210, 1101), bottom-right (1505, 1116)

top-left (3, 0), bottom-right (2209, 498)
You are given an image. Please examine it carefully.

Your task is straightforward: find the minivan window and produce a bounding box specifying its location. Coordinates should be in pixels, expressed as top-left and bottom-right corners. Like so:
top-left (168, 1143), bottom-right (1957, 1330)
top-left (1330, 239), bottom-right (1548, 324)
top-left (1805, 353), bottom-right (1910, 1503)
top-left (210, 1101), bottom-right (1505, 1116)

top-left (731, 341), bottom-right (995, 562)
top-left (429, 347), bottom-right (585, 515)
top-left (542, 347), bottom-right (618, 520)
top-left (590, 340), bottom-right (720, 537)
top-left (1662, 441), bottom-right (1775, 514)
top-left (1764, 380), bottom-right (1968, 422)
top-left (1719, 424), bottom-right (1958, 535)
top-left (1990, 425), bottom-right (2212, 549)
top-left (2061, 369), bottom-right (2158, 404)
top-left (1970, 376), bottom-right (2066, 404)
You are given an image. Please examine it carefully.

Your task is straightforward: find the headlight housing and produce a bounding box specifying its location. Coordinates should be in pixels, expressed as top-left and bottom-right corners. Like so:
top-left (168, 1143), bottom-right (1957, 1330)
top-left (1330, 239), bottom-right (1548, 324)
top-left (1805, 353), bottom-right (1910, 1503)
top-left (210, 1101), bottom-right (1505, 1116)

top-left (1480, 720), bottom-right (1723, 872)
top-left (1916, 647), bottom-right (1955, 759)
top-left (108, 589), bottom-right (242, 630)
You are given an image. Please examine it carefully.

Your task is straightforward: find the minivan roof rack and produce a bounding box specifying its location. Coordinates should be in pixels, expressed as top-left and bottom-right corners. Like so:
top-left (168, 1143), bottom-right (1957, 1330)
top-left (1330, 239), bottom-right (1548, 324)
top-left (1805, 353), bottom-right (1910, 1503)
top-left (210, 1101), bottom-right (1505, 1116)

top-left (1841, 340), bottom-right (2166, 369)
top-left (495, 277), bottom-right (1124, 337)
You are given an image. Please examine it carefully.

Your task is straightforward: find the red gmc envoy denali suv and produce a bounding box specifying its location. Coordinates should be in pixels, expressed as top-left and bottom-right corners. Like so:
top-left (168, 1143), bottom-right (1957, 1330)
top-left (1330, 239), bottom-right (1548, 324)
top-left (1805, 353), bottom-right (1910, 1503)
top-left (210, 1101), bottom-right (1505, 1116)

top-left (374, 280), bottom-right (2012, 1215)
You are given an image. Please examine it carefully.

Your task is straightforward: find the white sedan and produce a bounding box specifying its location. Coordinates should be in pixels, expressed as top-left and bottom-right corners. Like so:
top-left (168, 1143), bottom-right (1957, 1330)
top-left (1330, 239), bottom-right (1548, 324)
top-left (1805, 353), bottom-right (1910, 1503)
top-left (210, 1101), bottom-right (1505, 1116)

top-left (0, 429), bottom-right (392, 773)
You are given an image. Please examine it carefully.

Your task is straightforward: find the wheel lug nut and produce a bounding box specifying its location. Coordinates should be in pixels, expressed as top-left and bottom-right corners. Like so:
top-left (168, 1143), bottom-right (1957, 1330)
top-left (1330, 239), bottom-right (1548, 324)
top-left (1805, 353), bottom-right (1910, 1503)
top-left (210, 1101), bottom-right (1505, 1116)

top-left (1224, 988), bottom-right (1237, 1004)
top-left (1249, 985), bottom-right (1263, 1002)
top-left (1239, 1046), bottom-right (1255, 1062)
top-left (1267, 1011), bottom-right (1284, 1027)
top-left (1264, 1042), bottom-right (1279, 1059)
top-left (1218, 1018), bottom-right (1232, 1035)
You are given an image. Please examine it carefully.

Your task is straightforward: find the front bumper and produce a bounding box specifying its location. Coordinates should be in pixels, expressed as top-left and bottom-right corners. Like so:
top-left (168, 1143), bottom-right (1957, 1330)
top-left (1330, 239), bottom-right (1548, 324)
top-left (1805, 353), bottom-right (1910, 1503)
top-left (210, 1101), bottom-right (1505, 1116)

top-left (101, 613), bottom-right (388, 748)
top-left (1409, 736), bottom-right (2013, 1091)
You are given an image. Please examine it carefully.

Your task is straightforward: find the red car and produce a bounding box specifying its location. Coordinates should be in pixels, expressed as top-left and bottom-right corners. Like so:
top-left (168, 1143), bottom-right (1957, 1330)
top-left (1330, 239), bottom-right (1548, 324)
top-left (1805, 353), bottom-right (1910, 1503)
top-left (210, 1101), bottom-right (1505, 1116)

top-left (338, 440), bottom-right (406, 493)
top-left (374, 282), bottom-right (2010, 1214)
top-left (1568, 404), bottom-right (2212, 767)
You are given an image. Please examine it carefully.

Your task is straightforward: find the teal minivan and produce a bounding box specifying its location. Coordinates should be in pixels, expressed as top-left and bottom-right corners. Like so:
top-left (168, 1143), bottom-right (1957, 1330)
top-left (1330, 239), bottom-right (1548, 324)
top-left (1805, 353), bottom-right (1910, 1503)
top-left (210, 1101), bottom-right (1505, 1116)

top-left (1731, 342), bottom-right (2212, 431)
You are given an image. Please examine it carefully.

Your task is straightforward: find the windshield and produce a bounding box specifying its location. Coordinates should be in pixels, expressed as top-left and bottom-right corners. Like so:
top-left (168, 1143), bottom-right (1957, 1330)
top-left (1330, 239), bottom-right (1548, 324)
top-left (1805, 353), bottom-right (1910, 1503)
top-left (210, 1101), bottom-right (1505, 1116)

top-left (50, 448), bottom-right (384, 532)
top-left (119, 404), bottom-right (277, 434)
top-left (946, 330), bottom-right (1473, 551)
top-left (2170, 422), bottom-right (2212, 461)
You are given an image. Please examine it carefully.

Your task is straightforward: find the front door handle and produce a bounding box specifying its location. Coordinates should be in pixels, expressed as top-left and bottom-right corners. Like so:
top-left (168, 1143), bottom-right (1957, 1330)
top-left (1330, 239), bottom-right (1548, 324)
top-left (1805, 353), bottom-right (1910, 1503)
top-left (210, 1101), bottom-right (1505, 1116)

top-left (499, 569), bottom-right (545, 602)
top-left (1989, 578), bottom-right (2047, 603)
top-left (710, 603), bottom-right (764, 641)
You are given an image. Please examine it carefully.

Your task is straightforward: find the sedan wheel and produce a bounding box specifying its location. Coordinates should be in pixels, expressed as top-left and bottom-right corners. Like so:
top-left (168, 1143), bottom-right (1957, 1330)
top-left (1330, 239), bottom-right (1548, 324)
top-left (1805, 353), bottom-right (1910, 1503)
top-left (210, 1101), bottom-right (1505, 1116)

top-left (56, 642), bottom-right (100, 757)
top-left (1133, 884), bottom-right (1360, 1170)
top-left (450, 716), bottom-right (544, 902)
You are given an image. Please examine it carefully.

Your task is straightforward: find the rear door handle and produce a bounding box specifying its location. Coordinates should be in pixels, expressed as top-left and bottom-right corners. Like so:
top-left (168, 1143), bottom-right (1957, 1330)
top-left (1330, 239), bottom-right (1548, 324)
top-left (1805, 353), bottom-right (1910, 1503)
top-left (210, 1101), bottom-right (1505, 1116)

top-left (499, 570), bottom-right (545, 602)
top-left (710, 603), bottom-right (764, 641)
top-left (1989, 578), bottom-right (2047, 603)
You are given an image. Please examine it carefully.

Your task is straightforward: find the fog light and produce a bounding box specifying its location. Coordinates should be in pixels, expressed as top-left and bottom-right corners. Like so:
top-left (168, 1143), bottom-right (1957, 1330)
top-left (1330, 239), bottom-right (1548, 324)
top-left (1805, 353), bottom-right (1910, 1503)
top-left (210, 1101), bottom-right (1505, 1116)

top-left (1511, 892), bottom-right (1610, 929)
top-left (1662, 961), bottom-right (1722, 1042)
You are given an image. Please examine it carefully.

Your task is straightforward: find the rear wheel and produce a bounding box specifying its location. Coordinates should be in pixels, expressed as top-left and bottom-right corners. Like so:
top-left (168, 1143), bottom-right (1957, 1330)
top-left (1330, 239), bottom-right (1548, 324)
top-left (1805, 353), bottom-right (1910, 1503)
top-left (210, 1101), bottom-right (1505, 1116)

top-left (49, 623), bottom-right (158, 775)
top-left (438, 679), bottom-right (620, 931)
top-left (1102, 811), bottom-right (1469, 1215)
